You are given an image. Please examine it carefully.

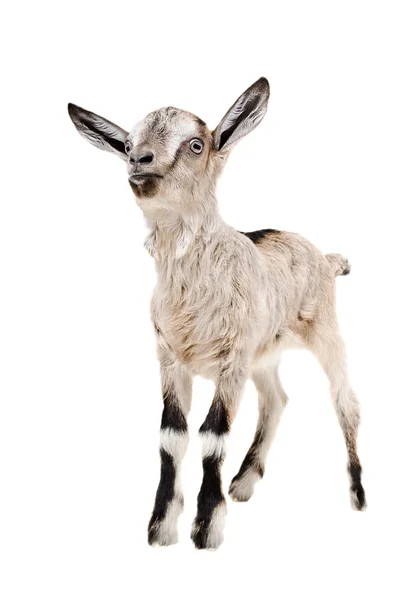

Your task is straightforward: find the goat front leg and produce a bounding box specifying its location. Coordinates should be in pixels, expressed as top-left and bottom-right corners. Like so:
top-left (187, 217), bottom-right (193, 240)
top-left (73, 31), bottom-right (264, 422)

top-left (191, 368), bottom-right (246, 550)
top-left (148, 360), bottom-right (192, 546)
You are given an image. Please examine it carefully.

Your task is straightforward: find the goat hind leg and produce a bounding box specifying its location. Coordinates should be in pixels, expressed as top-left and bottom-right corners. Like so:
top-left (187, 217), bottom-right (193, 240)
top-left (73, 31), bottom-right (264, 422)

top-left (229, 364), bottom-right (287, 502)
top-left (310, 329), bottom-right (367, 511)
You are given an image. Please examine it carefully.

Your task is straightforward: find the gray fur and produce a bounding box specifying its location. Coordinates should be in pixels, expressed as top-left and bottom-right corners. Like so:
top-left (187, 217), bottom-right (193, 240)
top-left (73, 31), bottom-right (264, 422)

top-left (68, 77), bottom-right (366, 550)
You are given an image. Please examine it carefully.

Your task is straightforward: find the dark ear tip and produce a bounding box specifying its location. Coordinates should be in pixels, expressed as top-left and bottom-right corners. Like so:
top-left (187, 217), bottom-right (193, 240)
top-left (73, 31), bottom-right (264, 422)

top-left (255, 77), bottom-right (270, 94)
top-left (68, 103), bottom-right (76, 117)
top-left (68, 103), bottom-right (82, 120)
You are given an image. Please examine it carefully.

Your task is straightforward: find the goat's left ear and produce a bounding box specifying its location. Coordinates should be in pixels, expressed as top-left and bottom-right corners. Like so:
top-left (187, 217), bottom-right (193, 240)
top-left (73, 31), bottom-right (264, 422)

top-left (212, 77), bottom-right (270, 152)
top-left (68, 103), bottom-right (128, 160)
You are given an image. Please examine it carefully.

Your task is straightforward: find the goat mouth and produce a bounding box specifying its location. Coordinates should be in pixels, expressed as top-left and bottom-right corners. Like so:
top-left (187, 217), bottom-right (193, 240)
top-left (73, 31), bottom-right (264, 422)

top-left (129, 173), bottom-right (163, 182)
top-left (128, 173), bottom-right (162, 199)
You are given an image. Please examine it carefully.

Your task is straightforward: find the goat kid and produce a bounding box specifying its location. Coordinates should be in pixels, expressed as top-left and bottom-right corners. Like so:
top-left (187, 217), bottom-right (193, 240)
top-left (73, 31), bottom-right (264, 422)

top-left (68, 77), bottom-right (366, 550)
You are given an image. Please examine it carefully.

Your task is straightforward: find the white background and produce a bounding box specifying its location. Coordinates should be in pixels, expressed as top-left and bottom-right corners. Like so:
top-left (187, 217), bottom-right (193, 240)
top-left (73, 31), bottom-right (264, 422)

top-left (1, 1), bottom-right (396, 598)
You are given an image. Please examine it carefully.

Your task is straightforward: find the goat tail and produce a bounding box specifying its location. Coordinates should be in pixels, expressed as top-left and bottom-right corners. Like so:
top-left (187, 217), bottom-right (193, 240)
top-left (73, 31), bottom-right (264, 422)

top-left (326, 253), bottom-right (351, 277)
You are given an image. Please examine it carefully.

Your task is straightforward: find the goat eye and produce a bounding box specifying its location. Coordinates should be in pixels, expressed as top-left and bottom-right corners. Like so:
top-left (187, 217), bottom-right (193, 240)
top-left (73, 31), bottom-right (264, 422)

top-left (125, 142), bottom-right (132, 153)
top-left (189, 138), bottom-right (204, 154)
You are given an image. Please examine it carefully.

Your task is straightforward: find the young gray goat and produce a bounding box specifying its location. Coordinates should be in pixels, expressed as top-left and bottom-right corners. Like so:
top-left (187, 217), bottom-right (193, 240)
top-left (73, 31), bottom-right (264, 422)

top-left (68, 77), bottom-right (366, 550)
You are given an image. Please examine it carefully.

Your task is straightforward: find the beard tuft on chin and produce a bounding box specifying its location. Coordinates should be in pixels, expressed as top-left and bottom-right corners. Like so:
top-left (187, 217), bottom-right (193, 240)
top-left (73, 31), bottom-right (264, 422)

top-left (129, 177), bottom-right (160, 199)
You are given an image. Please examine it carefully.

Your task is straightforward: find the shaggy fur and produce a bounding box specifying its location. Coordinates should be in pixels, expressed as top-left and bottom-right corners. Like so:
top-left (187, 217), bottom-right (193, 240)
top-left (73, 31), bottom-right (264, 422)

top-left (68, 77), bottom-right (366, 550)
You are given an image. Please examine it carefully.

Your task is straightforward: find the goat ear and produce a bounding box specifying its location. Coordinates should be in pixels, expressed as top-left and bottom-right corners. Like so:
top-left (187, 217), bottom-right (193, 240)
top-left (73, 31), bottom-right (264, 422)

top-left (212, 77), bottom-right (270, 152)
top-left (68, 103), bottom-right (128, 160)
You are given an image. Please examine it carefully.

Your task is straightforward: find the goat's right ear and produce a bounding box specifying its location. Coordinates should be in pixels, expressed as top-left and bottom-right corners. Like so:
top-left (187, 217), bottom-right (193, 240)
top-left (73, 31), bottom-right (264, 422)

top-left (68, 103), bottom-right (128, 160)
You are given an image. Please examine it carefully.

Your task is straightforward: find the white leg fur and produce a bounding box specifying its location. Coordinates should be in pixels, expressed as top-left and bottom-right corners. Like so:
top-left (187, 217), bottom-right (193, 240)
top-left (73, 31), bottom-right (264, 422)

top-left (149, 495), bottom-right (184, 547)
top-left (229, 469), bottom-right (261, 502)
top-left (199, 431), bottom-right (227, 460)
top-left (160, 429), bottom-right (189, 462)
top-left (149, 428), bottom-right (189, 547)
top-left (204, 502), bottom-right (227, 550)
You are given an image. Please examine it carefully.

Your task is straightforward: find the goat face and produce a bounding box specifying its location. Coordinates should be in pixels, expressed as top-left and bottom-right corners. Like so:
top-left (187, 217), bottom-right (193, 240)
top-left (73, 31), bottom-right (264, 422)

top-left (68, 77), bottom-right (270, 214)
top-left (125, 107), bottom-right (214, 208)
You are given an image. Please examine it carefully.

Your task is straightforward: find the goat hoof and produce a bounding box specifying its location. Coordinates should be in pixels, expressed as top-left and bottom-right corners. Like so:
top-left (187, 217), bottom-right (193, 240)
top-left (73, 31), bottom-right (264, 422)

top-left (350, 485), bottom-right (367, 511)
top-left (228, 469), bottom-right (260, 502)
top-left (148, 519), bottom-right (178, 547)
top-left (191, 521), bottom-right (223, 550)
top-left (228, 478), bottom-right (254, 502)
top-left (191, 502), bottom-right (226, 550)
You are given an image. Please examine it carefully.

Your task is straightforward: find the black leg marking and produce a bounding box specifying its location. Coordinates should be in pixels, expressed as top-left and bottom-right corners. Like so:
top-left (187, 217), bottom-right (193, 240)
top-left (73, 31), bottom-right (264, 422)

top-left (148, 392), bottom-right (188, 546)
top-left (192, 397), bottom-right (229, 549)
top-left (343, 423), bottom-right (367, 511)
top-left (161, 390), bottom-right (188, 432)
top-left (228, 429), bottom-right (265, 503)
top-left (192, 457), bottom-right (224, 549)
top-left (231, 429), bottom-right (265, 484)
top-left (199, 397), bottom-right (230, 435)
top-left (349, 461), bottom-right (367, 511)
top-left (148, 450), bottom-right (176, 544)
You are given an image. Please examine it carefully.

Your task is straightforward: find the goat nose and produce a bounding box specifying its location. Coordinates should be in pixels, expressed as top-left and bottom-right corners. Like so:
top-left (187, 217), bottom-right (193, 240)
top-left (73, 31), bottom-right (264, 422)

top-left (129, 146), bottom-right (154, 164)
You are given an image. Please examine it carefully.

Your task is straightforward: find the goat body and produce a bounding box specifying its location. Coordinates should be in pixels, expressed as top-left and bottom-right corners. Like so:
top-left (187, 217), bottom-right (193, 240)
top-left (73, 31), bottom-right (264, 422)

top-left (152, 224), bottom-right (346, 380)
